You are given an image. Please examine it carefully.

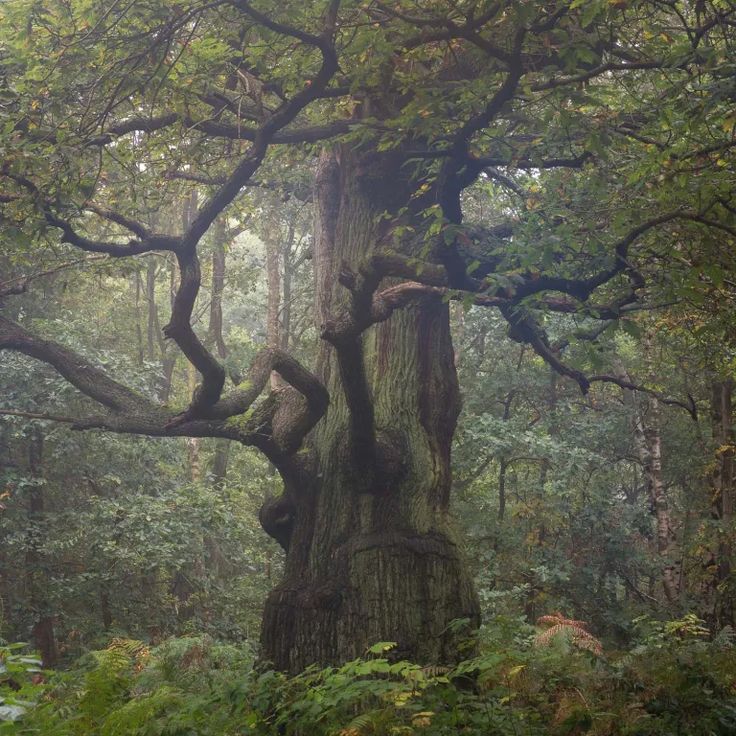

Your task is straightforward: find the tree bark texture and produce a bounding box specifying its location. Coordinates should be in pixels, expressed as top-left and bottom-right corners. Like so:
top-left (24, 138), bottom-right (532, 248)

top-left (259, 149), bottom-right (479, 672)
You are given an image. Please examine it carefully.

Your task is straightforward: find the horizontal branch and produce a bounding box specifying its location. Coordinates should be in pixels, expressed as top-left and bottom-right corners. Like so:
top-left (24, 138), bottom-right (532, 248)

top-left (0, 409), bottom-right (79, 424)
top-left (0, 314), bottom-right (153, 413)
top-left (505, 211), bottom-right (690, 303)
top-left (0, 320), bottom-right (324, 459)
top-left (84, 112), bottom-right (354, 147)
top-left (531, 60), bottom-right (666, 92)
top-left (473, 152), bottom-right (592, 170)
top-left (184, 117), bottom-right (353, 144)
top-left (590, 375), bottom-right (698, 420)
top-left (0, 255), bottom-right (107, 300)
top-left (3, 172), bottom-right (181, 257)
top-left (86, 113), bottom-right (179, 146)
top-left (322, 280), bottom-right (505, 344)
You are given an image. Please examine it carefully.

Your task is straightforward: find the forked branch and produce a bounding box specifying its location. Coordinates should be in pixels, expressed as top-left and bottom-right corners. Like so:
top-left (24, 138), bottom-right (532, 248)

top-left (0, 314), bottom-right (328, 465)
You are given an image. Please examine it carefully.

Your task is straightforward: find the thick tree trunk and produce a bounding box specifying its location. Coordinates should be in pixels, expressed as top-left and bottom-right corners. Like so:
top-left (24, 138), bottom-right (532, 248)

top-left (259, 150), bottom-right (479, 673)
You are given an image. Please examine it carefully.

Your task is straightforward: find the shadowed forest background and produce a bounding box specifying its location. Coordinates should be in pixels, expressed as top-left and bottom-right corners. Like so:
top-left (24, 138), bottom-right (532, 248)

top-left (1, 0), bottom-right (736, 733)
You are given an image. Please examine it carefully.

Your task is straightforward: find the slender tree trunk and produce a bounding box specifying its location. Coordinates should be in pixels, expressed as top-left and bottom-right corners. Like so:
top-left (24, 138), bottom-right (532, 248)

top-left (211, 441), bottom-right (230, 489)
top-left (100, 587), bottom-right (113, 630)
top-left (498, 456), bottom-right (508, 522)
top-left (265, 224), bottom-right (284, 390)
top-left (209, 216), bottom-right (228, 360)
top-left (280, 227), bottom-right (296, 352)
top-left (133, 272), bottom-right (144, 366)
top-left (711, 378), bottom-right (735, 626)
top-left (259, 149), bottom-right (479, 672)
top-left (187, 363), bottom-right (202, 483)
top-left (26, 428), bottom-right (57, 667)
top-left (642, 398), bottom-right (679, 604)
top-left (629, 392), bottom-right (679, 603)
top-left (146, 259), bottom-right (158, 362)
top-left (616, 354), bottom-right (679, 605)
top-left (497, 390), bottom-right (515, 521)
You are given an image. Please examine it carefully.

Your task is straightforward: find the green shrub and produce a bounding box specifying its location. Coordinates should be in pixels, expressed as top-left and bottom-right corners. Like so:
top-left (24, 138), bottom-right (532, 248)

top-left (5, 615), bottom-right (736, 736)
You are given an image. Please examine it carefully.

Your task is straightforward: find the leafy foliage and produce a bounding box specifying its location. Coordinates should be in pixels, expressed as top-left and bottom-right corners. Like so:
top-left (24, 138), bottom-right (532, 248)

top-left (4, 618), bottom-right (736, 735)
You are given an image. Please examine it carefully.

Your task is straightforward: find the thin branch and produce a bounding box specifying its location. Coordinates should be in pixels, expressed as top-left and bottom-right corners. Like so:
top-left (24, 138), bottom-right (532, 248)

top-left (531, 60), bottom-right (667, 92)
top-left (589, 374), bottom-right (698, 420)
top-left (86, 112), bottom-right (179, 145)
top-left (0, 255), bottom-right (107, 297)
top-left (3, 172), bottom-right (180, 257)
top-left (84, 204), bottom-right (151, 239)
top-left (0, 409), bottom-right (79, 424)
top-left (473, 152), bottom-right (592, 170)
top-left (182, 2), bottom-right (340, 250)
top-left (506, 212), bottom-right (690, 302)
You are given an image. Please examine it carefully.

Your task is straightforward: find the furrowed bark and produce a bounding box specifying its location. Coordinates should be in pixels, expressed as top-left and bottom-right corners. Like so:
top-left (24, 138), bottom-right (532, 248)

top-left (260, 148), bottom-right (479, 672)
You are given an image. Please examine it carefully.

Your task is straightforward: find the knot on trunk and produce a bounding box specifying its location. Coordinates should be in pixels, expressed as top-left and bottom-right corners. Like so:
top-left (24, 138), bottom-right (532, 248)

top-left (374, 429), bottom-right (408, 492)
top-left (259, 494), bottom-right (295, 551)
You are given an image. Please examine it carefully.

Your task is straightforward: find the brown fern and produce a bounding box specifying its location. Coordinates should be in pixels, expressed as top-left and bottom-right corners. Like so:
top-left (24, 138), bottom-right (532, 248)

top-left (534, 612), bottom-right (603, 655)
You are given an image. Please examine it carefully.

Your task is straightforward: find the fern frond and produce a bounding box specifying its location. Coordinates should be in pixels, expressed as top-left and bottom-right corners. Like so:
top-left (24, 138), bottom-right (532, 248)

top-left (534, 613), bottom-right (603, 655)
top-left (420, 664), bottom-right (451, 678)
top-left (537, 612), bottom-right (587, 629)
top-left (106, 638), bottom-right (149, 671)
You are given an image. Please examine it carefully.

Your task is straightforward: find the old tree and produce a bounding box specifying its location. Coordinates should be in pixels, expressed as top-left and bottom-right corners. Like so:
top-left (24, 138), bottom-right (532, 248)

top-left (1, 0), bottom-right (735, 671)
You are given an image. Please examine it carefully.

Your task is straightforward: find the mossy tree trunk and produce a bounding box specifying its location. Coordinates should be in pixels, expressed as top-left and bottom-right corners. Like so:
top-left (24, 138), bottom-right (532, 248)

top-left (259, 149), bottom-right (479, 673)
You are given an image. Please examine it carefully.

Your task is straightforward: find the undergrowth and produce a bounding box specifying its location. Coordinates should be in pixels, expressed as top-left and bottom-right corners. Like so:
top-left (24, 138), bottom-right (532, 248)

top-left (2, 615), bottom-right (736, 735)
